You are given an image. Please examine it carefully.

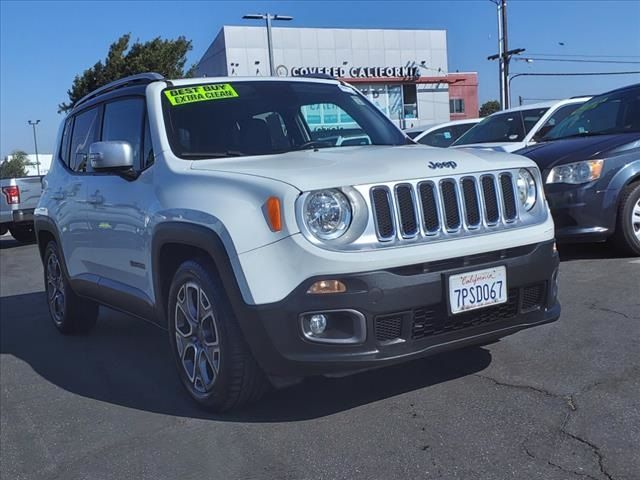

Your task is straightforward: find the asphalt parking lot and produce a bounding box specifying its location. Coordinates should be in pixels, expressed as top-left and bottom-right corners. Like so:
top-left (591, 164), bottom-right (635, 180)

top-left (1, 234), bottom-right (638, 480)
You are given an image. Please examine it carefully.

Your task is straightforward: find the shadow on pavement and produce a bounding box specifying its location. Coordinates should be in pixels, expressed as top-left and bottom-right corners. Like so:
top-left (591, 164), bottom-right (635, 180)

top-left (0, 291), bottom-right (492, 422)
top-left (558, 242), bottom-right (627, 262)
top-left (0, 236), bottom-right (28, 250)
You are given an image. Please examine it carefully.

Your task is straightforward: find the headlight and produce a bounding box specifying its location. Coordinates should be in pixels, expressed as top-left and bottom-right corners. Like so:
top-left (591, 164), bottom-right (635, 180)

top-left (303, 189), bottom-right (352, 240)
top-left (546, 160), bottom-right (604, 184)
top-left (517, 168), bottom-right (537, 211)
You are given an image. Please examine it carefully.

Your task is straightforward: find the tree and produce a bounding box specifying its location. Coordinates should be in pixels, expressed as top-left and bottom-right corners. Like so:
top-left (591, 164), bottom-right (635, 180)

top-left (59, 34), bottom-right (196, 112)
top-left (479, 100), bottom-right (501, 117)
top-left (0, 151), bottom-right (31, 179)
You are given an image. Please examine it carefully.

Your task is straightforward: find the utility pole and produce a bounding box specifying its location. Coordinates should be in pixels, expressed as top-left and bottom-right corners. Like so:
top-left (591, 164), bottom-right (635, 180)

top-left (242, 13), bottom-right (293, 76)
top-left (488, 0), bottom-right (524, 109)
top-left (28, 120), bottom-right (41, 176)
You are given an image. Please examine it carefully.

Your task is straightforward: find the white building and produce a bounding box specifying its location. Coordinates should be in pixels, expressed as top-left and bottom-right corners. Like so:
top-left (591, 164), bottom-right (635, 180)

top-left (196, 26), bottom-right (478, 128)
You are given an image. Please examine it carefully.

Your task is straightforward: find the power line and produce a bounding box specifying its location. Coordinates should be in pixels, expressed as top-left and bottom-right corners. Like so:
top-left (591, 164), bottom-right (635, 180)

top-left (516, 57), bottom-right (640, 64)
top-left (510, 70), bottom-right (640, 78)
top-left (527, 52), bottom-right (640, 59)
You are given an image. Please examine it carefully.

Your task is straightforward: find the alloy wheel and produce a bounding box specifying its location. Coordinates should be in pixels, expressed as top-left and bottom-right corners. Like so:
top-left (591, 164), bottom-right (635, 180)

top-left (633, 198), bottom-right (640, 241)
top-left (46, 252), bottom-right (65, 324)
top-left (174, 281), bottom-right (221, 394)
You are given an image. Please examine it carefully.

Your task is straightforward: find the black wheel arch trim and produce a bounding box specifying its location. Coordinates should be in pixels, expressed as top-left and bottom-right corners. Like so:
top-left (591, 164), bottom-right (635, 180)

top-left (151, 221), bottom-right (254, 324)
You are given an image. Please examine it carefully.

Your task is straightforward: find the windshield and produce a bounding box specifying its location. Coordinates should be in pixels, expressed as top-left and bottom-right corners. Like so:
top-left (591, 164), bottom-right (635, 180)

top-left (544, 86), bottom-right (640, 140)
top-left (162, 81), bottom-right (407, 159)
top-left (453, 107), bottom-right (548, 145)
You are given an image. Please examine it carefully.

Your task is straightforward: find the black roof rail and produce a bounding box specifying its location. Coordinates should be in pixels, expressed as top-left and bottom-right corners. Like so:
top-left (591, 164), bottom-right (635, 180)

top-left (570, 94), bottom-right (593, 99)
top-left (73, 72), bottom-right (165, 110)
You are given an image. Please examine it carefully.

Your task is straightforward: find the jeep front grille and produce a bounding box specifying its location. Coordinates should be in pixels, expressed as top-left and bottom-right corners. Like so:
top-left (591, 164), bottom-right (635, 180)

top-left (370, 171), bottom-right (520, 243)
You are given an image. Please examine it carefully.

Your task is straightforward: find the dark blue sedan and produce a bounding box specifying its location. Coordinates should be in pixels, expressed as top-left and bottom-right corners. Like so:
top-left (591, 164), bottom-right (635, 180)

top-left (518, 83), bottom-right (640, 255)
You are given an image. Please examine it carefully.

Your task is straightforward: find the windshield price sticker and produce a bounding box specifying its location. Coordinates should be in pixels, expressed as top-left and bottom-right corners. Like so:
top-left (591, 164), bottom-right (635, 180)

top-left (164, 84), bottom-right (238, 106)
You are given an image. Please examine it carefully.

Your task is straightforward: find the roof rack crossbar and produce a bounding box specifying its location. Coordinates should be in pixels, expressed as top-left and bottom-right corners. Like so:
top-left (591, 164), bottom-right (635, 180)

top-left (74, 72), bottom-right (165, 109)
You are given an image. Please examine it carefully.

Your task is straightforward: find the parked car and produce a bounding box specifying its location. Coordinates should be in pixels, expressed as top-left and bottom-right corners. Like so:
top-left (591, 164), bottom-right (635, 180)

top-left (406, 119), bottom-right (481, 147)
top-left (0, 176), bottom-right (42, 242)
top-left (452, 97), bottom-right (590, 152)
top-left (517, 83), bottom-right (640, 255)
top-left (36, 73), bottom-right (560, 411)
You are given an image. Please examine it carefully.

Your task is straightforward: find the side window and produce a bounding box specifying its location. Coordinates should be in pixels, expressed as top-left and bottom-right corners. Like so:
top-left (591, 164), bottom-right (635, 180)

top-left (142, 117), bottom-right (154, 169)
top-left (537, 103), bottom-right (582, 139)
top-left (59, 117), bottom-right (73, 167)
top-left (419, 126), bottom-right (455, 147)
top-left (102, 98), bottom-right (145, 170)
top-left (69, 107), bottom-right (101, 173)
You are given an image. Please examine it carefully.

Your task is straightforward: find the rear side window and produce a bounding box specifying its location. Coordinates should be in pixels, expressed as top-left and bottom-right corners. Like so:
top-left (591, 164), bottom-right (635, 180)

top-left (69, 107), bottom-right (101, 172)
top-left (102, 98), bottom-right (146, 170)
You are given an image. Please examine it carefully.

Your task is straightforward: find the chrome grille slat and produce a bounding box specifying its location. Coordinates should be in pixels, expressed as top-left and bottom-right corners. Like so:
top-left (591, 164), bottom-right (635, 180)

top-left (368, 170), bottom-right (535, 245)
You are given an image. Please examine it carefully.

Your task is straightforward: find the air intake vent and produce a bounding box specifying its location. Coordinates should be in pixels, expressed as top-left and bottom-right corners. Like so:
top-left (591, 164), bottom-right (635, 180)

top-left (461, 178), bottom-right (481, 227)
top-left (418, 182), bottom-right (440, 233)
top-left (440, 180), bottom-right (461, 230)
top-left (395, 184), bottom-right (418, 237)
top-left (500, 174), bottom-right (517, 221)
top-left (481, 175), bottom-right (500, 224)
top-left (371, 187), bottom-right (395, 240)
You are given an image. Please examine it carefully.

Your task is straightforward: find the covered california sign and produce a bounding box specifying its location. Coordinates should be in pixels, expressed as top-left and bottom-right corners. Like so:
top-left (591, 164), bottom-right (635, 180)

top-left (288, 66), bottom-right (422, 78)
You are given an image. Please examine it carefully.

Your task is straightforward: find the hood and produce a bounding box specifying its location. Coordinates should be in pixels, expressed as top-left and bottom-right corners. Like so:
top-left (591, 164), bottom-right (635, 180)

top-left (517, 133), bottom-right (640, 171)
top-left (189, 145), bottom-right (535, 191)
top-left (452, 142), bottom-right (525, 153)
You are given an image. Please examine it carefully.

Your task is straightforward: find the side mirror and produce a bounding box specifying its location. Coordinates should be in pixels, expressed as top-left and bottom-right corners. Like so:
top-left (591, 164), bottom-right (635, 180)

top-left (89, 141), bottom-right (133, 170)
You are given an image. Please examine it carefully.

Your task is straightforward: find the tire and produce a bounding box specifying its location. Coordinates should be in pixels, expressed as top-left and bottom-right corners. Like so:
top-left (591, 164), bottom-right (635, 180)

top-left (43, 241), bottom-right (99, 334)
top-left (168, 258), bottom-right (269, 412)
top-left (0, 224), bottom-right (7, 236)
top-left (9, 224), bottom-right (36, 243)
top-left (611, 182), bottom-right (640, 256)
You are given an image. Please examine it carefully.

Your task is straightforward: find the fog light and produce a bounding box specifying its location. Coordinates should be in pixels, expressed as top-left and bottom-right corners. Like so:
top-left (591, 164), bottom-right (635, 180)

top-left (307, 280), bottom-right (347, 294)
top-left (309, 314), bottom-right (327, 335)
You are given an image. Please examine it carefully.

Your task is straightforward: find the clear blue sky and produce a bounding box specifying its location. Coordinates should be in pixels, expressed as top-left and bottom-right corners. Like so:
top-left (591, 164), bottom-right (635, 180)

top-left (1, 0), bottom-right (639, 158)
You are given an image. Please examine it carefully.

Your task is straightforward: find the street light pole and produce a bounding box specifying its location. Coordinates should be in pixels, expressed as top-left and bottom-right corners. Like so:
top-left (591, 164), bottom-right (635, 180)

top-left (28, 120), bottom-right (41, 176)
top-left (242, 13), bottom-right (293, 76)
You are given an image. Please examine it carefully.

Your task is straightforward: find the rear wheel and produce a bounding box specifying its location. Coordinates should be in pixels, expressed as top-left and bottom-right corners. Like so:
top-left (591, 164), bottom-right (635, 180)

top-left (44, 241), bottom-right (98, 334)
top-left (168, 258), bottom-right (268, 412)
top-left (611, 182), bottom-right (640, 256)
top-left (10, 224), bottom-right (36, 243)
top-left (0, 224), bottom-right (7, 236)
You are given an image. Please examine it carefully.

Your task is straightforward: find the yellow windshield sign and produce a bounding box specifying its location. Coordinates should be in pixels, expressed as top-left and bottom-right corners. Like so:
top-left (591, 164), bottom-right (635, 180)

top-left (164, 84), bottom-right (238, 106)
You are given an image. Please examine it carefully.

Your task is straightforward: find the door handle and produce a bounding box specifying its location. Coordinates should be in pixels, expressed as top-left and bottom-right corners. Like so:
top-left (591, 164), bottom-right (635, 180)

top-left (51, 189), bottom-right (64, 201)
top-left (87, 192), bottom-right (104, 205)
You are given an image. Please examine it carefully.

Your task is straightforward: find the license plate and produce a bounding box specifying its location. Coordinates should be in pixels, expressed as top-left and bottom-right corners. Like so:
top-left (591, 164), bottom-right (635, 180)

top-left (448, 266), bottom-right (507, 314)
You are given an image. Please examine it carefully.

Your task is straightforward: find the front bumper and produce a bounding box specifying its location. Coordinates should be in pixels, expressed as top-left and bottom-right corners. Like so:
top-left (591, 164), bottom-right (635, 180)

top-left (234, 240), bottom-right (560, 377)
top-left (545, 182), bottom-right (616, 242)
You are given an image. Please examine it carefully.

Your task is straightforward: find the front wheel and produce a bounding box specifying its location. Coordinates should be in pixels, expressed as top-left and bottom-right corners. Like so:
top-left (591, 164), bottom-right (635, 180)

top-left (611, 182), bottom-right (640, 256)
top-left (168, 259), bottom-right (268, 412)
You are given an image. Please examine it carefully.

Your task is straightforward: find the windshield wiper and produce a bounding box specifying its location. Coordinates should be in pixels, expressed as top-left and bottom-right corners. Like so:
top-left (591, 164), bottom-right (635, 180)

top-left (295, 141), bottom-right (335, 151)
top-left (180, 151), bottom-right (244, 159)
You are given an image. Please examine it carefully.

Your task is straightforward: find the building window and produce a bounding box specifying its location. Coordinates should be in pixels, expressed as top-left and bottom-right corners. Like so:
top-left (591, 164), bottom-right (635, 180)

top-left (450, 98), bottom-right (465, 114)
top-left (402, 84), bottom-right (418, 119)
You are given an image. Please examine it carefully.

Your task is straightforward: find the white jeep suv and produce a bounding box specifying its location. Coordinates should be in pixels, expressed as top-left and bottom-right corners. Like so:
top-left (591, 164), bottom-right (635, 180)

top-left (35, 73), bottom-right (560, 411)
